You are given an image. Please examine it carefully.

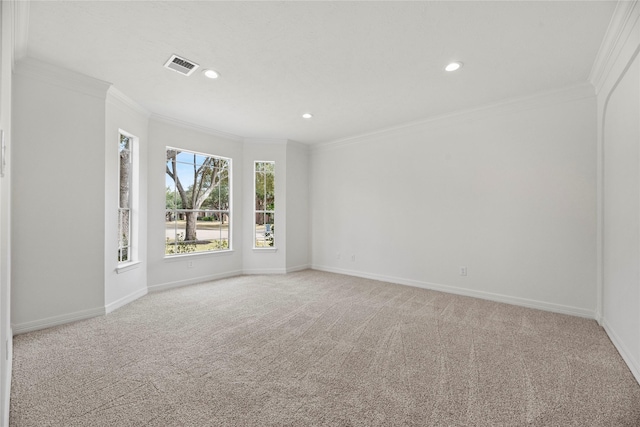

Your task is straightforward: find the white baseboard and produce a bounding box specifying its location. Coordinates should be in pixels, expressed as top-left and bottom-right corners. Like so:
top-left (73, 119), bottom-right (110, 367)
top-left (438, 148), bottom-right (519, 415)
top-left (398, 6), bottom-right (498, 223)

top-left (2, 326), bottom-right (11, 427)
top-left (286, 264), bottom-right (311, 273)
top-left (595, 311), bottom-right (604, 326)
top-left (602, 319), bottom-right (640, 385)
top-left (311, 265), bottom-right (595, 319)
top-left (243, 265), bottom-right (310, 275)
top-left (12, 306), bottom-right (106, 335)
top-left (148, 270), bottom-right (243, 293)
top-left (105, 288), bottom-right (148, 314)
top-left (243, 268), bottom-right (287, 275)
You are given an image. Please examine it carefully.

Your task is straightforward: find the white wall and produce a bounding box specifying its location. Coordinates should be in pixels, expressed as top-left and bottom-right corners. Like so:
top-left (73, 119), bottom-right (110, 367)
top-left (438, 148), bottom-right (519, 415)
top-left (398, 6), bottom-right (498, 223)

top-left (286, 141), bottom-right (309, 272)
top-left (596, 1), bottom-right (640, 383)
top-left (242, 140), bottom-right (287, 274)
top-left (146, 118), bottom-right (244, 291)
top-left (241, 139), bottom-right (310, 274)
top-left (104, 89), bottom-right (149, 312)
top-left (311, 86), bottom-right (598, 316)
top-left (12, 58), bottom-right (110, 332)
top-left (0, 2), bottom-right (14, 424)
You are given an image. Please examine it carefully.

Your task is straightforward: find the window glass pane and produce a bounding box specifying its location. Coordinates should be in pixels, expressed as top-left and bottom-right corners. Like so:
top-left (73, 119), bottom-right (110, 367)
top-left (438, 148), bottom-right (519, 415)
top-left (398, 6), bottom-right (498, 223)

top-left (118, 209), bottom-right (130, 247)
top-left (118, 247), bottom-right (129, 263)
top-left (255, 170), bottom-right (264, 210)
top-left (219, 177), bottom-right (229, 207)
top-left (175, 150), bottom-right (206, 166)
top-left (119, 139), bottom-right (131, 210)
top-left (165, 148), bottom-right (232, 255)
top-left (118, 133), bottom-right (135, 263)
top-left (166, 183), bottom-right (178, 210)
top-left (254, 161), bottom-right (275, 248)
top-left (255, 212), bottom-right (266, 247)
top-left (165, 217), bottom-right (191, 255)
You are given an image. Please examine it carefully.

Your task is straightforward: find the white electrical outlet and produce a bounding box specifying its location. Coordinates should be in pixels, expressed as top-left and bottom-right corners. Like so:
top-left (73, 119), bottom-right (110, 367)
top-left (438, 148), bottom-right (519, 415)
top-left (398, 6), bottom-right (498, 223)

top-left (187, 261), bottom-right (194, 268)
top-left (337, 252), bottom-right (341, 260)
top-left (459, 266), bottom-right (467, 276)
top-left (351, 254), bottom-right (356, 262)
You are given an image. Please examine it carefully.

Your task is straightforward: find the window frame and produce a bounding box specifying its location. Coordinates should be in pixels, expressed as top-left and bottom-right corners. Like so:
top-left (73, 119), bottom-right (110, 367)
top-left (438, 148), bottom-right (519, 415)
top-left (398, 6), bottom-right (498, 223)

top-left (254, 160), bottom-right (275, 249)
top-left (118, 130), bottom-right (136, 264)
top-left (165, 147), bottom-right (232, 257)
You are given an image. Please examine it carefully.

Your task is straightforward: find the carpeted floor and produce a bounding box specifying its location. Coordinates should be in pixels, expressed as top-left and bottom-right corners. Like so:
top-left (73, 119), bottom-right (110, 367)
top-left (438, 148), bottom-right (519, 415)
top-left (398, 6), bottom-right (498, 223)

top-left (10, 270), bottom-right (640, 426)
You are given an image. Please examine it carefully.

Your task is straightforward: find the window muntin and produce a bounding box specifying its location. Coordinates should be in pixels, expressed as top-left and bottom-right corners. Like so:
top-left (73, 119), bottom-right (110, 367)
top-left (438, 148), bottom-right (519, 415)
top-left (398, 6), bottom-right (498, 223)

top-left (165, 148), bottom-right (231, 255)
top-left (254, 161), bottom-right (275, 248)
top-left (118, 133), bottom-right (133, 262)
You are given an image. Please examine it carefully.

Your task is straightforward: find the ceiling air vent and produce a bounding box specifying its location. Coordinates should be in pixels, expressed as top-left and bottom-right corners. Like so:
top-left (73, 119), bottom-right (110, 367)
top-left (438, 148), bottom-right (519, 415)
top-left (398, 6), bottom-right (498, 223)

top-left (163, 54), bottom-right (199, 76)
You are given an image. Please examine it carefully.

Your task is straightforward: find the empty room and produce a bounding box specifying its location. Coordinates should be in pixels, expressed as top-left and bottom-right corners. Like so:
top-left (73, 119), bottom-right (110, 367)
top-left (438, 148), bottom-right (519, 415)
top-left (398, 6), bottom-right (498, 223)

top-left (0, 0), bottom-right (639, 425)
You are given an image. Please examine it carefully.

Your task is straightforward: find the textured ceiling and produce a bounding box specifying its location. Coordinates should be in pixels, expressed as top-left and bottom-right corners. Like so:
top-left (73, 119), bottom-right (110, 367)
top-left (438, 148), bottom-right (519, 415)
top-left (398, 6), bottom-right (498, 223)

top-left (25, 1), bottom-right (616, 144)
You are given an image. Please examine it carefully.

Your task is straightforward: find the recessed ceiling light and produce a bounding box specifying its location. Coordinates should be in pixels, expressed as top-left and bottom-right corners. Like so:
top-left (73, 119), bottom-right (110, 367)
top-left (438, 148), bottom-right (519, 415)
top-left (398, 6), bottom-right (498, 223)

top-left (302, 113), bottom-right (313, 119)
top-left (203, 69), bottom-right (220, 79)
top-left (445, 62), bottom-right (463, 72)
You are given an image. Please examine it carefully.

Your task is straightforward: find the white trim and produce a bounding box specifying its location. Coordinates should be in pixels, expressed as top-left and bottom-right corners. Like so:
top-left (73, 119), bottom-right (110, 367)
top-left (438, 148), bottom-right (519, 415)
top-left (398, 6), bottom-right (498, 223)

top-left (164, 249), bottom-right (234, 262)
top-left (286, 264), bottom-right (310, 273)
top-left (107, 87), bottom-right (150, 118)
top-left (602, 319), bottom-right (640, 385)
top-left (116, 260), bottom-right (141, 274)
top-left (14, 57), bottom-right (112, 100)
top-left (2, 326), bottom-right (11, 427)
top-left (12, 0), bottom-right (29, 67)
top-left (147, 270), bottom-right (242, 293)
top-left (105, 288), bottom-right (147, 314)
top-left (593, 1), bottom-right (640, 378)
top-left (12, 306), bottom-right (106, 335)
top-left (150, 113), bottom-right (243, 142)
top-left (253, 160), bottom-right (276, 250)
top-left (312, 82), bottom-right (595, 152)
top-left (243, 268), bottom-right (287, 275)
top-left (311, 265), bottom-right (595, 319)
top-left (244, 138), bottom-right (289, 145)
top-left (589, 0), bottom-right (640, 94)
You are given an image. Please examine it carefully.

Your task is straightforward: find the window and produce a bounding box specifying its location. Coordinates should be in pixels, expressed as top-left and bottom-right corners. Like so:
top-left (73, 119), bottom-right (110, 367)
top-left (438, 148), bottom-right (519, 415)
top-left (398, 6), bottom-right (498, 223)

top-left (254, 161), bottom-right (275, 247)
top-left (118, 133), bottom-right (133, 262)
top-left (165, 148), bottom-right (231, 255)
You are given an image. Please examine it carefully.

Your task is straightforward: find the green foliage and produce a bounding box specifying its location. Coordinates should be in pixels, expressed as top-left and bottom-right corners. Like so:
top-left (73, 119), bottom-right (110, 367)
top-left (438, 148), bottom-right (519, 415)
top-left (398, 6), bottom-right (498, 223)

top-left (255, 162), bottom-right (275, 212)
top-left (211, 240), bottom-right (229, 250)
top-left (165, 232), bottom-right (196, 254)
top-left (265, 225), bottom-right (274, 247)
top-left (199, 216), bottom-right (214, 222)
top-left (166, 186), bottom-right (182, 210)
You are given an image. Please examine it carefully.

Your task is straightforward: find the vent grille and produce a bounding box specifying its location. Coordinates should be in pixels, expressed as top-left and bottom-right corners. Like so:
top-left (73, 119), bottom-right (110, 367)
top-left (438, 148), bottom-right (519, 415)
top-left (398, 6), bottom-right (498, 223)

top-left (164, 54), bottom-right (199, 76)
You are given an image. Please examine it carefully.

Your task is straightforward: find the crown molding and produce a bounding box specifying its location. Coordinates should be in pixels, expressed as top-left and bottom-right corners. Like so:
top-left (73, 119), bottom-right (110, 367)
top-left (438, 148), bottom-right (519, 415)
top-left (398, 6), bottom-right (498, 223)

top-left (150, 113), bottom-right (243, 142)
top-left (107, 86), bottom-right (150, 118)
top-left (243, 138), bottom-right (289, 145)
top-left (589, 0), bottom-right (640, 94)
top-left (15, 56), bottom-right (111, 100)
top-left (11, 0), bottom-right (30, 68)
top-left (313, 82), bottom-right (595, 152)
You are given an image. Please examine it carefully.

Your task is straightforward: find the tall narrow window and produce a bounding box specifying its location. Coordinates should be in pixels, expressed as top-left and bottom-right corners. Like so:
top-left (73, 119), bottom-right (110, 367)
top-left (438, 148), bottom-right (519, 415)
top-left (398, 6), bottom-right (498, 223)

top-left (165, 148), bottom-right (231, 255)
top-left (255, 161), bottom-right (275, 247)
top-left (118, 133), bottom-right (133, 262)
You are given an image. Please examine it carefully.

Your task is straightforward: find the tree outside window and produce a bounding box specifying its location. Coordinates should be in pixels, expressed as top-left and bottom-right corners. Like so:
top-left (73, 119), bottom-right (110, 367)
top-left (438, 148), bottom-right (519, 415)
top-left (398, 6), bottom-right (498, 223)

top-left (118, 133), bottom-right (132, 262)
top-left (165, 148), bottom-right (231, 255)
top-left (255, 161), bottom-right (275, 247)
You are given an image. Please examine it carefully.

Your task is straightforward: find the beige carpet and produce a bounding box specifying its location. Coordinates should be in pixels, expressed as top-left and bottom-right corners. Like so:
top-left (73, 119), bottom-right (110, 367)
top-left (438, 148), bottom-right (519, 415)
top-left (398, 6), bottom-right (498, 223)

top-left (10, 270), bottom-right (640, 426)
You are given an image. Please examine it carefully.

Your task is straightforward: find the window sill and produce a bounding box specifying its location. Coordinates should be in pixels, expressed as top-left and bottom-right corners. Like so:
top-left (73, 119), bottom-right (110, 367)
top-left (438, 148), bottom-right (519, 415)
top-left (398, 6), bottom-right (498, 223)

top-left (116, 261), bottom-right (141, 274)
top-left (164, 249), bottom-right (235, 262)
top-left (252, 247), bottom-right (278, 253)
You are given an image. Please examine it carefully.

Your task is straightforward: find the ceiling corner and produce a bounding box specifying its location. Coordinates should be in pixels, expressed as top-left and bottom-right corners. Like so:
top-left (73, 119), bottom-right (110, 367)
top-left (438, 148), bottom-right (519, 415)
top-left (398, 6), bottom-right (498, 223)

top-left (588, 0), bottom-right (640, 93)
